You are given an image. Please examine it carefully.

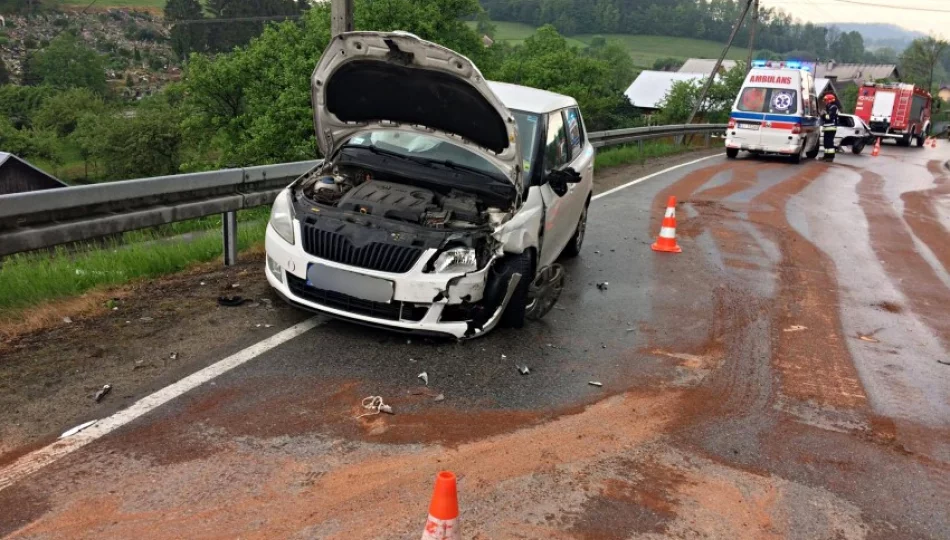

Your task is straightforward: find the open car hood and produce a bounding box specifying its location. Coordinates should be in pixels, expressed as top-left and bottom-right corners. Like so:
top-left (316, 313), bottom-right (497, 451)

top-left (311, 31), bottom-right (521, 190)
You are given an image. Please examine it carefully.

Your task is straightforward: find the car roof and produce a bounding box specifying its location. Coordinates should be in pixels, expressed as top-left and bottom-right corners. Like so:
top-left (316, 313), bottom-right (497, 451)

top-left (488, 81), bottom-right (577, 114)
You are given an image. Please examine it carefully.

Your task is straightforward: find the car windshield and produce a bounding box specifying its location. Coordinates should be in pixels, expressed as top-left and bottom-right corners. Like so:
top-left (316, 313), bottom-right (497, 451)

top-left (737, 87), bottom-right (799, 115)
top-left (343, 111), bottom-right (540, 176)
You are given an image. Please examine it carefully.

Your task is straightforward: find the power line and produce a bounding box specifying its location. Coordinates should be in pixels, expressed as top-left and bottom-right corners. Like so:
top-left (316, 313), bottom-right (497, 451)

top-left (830, 0), bottom-right (950, 13)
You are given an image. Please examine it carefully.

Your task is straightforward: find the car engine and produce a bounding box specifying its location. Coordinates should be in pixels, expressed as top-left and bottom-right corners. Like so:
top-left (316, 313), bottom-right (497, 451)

top-left (302, 170), bottom-right (486, 229)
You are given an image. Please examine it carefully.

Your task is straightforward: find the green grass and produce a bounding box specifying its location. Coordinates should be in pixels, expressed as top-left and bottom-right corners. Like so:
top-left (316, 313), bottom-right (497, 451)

top-left (0, 215), bottom-right (267, 313)
top-left (595, 139), bottom-right (722, 169)
top-left (474, 21), bottom-right (588, 48)
top-left (481, 21), bottom-right (745, 69)
top-left (573, 34), bottom-right (747, 69)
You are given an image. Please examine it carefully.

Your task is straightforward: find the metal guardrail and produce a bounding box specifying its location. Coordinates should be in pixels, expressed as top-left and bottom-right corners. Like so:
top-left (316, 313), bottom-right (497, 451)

top-left (0, 124), bottom-right (726, 262)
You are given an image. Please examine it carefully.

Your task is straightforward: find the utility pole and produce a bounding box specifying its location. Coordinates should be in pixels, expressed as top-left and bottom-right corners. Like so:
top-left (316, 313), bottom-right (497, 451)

top-left (746, 0), bottom-right (758, 71)
top-left (331, 0), bottom-right (354, 37)
top-left (684, 0), bottom-right (754, 127)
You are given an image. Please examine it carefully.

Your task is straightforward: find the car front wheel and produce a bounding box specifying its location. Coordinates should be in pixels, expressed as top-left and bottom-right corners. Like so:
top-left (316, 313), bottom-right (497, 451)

top-left (726, 148), bottom-right (739, 159)
top-left (852, 140), bottom-right (866, 154)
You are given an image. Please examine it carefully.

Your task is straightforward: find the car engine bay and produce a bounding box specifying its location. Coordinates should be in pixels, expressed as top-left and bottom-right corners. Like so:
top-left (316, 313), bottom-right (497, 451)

top-left (299, 165), bottom-right (490, 231)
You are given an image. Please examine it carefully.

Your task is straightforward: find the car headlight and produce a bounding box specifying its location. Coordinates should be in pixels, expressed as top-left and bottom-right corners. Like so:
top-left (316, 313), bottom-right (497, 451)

top-left (432, 247), bottom-right (477, 273)
top-left (269, 189), bottom-right (295, 245)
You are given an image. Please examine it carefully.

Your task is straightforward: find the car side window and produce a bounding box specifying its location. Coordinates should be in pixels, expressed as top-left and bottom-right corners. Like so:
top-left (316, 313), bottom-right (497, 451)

top-left (565, 107), bottom-right (585, 158)
top-left (544, 110), bottom-right (570, 172)
top-left (839, 116), bottom-right (855, 128)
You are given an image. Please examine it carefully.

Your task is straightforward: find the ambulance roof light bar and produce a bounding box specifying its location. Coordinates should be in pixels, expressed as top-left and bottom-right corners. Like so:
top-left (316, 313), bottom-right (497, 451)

top-left (751, 59), bottom-right (811, 71)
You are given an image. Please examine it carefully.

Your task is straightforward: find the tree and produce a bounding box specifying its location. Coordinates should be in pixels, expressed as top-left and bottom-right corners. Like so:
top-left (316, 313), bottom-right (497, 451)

top-left (0, 57), bottom-right (9, 85)
top-left (182, 0), bottom-right (489, 166)
top-left (900, 37), bottom-right (949, 99)
top-left (652, 57), bottom-right (683, 72)
top-left (33, 88), bottom-right (107, 137)
top-left (475, 10), bottom-right (496, 39)
top-left (28, 34), bottom-right (107, 94)
top-left (165, 0), bottom-right (206, 60)
top-left (75, 97), bottom-right (184, 180)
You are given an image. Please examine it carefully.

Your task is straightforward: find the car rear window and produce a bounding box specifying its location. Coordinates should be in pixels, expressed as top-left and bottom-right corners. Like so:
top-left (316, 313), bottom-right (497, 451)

top-left (737, 87), bottom-right (798, 115)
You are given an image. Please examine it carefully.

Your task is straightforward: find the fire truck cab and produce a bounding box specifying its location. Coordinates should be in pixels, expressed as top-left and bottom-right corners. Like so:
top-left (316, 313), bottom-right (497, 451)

top-left (854, 82), bottom-right (932, 147)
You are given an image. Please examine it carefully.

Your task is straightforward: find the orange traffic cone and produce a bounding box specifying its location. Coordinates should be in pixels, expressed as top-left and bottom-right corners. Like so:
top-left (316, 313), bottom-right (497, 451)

top-left (931, 137), bottom-right (938, 149)
top-left (421, 471), bottom-right (460, 540)
top-left (651, 196), bottom-right (682, 253)
top-left (871, 137), bottom-right (881, 157)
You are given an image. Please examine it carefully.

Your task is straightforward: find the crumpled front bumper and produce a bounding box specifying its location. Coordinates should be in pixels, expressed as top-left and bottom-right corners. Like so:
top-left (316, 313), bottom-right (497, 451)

top-left (264, 221), bottom-right (519, 339)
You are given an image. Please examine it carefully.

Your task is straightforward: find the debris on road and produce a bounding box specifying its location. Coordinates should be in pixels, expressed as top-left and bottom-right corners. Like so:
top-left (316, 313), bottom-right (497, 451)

top-left (217, 296), bottom-right (247, 307)
top-left (588, 381), bottom-right (603, 387)
top-left (783, 325), bottom-right (807, 332)
top-left (93, 384), bottom-right (112, 402)
top-left (517, 364), bottom-right (530, 375)
top-left (200, 281), bottom-right (206, 286)
top-left (938, 359), bottom-right (950, 366)
top-left (139, 317), bottom-right (154, 322)
top-left (356, 396), bottom-right (394, 418)
top-left (433, 393), bottom-right (445, 402)
top-left (231, 283), bottom-right (241, 289)
top-left (859, 335), bottom-right (880, 343)
top-left (418, 371), bottom-right (429, 385)
top-left (597, 282), bottom-right (609, 291)
top-left (169, 352), bottom-right (178, 360)
top-left (60, 420), bottom-right (98, 439)
top-left (62, 316), bottom-right (72, 324)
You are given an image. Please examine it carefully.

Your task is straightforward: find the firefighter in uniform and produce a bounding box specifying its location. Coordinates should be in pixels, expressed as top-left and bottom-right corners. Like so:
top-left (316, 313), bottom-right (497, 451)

top-left (821, 93), bottom-right (839, 162)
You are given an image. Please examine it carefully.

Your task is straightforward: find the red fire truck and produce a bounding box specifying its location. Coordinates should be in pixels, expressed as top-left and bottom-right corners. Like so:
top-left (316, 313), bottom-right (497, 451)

top-left (854, 82), bottom-right (932, 147)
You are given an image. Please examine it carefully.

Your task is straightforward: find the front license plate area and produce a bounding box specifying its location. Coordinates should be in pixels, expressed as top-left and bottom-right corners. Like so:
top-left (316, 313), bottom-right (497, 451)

top-left (306, 263), bottom-right (394, 303)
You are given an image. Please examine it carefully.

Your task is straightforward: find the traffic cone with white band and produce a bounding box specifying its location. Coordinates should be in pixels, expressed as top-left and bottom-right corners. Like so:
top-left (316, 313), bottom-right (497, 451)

top-left (651, 196), bottom-right (682, 253)
top-left (871, 137), bottom-right (881, 157)
top-left (421, 471), bottom-right (460, 540)
top-left (931, 137), bottom-right (938, 149)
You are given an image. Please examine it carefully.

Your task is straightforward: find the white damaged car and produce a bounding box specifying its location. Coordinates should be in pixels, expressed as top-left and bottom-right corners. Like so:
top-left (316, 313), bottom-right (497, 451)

top-left (265, 31), bottom-right (594, 338)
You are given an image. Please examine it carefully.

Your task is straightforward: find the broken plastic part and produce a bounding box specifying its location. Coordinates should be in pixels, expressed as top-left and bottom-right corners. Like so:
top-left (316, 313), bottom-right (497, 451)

top-left (418, 371), bottom-right (429, 385)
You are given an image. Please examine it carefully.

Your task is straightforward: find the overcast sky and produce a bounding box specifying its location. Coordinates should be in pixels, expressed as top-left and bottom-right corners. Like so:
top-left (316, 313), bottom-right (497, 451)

top-left (758, 0), bottom-right (948, 37)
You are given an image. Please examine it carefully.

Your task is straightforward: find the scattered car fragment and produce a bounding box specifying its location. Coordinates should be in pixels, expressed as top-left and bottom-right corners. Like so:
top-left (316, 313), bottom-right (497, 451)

top-left (264, 31), bottom-right (594, 339)
top-left (60, 420), bottom-right (98, 439)
top-left (93, 384), bottom-right (112, 402)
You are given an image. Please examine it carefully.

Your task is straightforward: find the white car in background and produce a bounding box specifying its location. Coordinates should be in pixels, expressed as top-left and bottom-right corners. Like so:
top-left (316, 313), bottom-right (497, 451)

top-left (264, 31), bottom-right (594, 339)
top-left (822, 113), bottom-right (875, 154)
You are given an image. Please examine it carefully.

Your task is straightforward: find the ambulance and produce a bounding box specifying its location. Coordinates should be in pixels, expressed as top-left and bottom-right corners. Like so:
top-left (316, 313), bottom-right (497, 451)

top-left (725, 61), bottom-right (821, 163)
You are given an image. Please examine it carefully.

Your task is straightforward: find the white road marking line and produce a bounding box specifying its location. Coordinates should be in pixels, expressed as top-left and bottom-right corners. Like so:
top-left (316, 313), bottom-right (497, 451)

top-left (0, 317), bottom-right (321, 492)
top-left (592, 153), bottom-right (724, 201)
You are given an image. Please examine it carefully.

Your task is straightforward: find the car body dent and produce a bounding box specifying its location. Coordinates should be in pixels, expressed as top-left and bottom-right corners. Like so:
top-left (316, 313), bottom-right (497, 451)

top-left (492, 187), bottom-right (542, 256)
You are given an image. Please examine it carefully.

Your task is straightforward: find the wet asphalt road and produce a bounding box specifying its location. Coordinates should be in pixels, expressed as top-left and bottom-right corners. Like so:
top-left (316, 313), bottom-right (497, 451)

top-left (3, 145), bottom-right (950, 539)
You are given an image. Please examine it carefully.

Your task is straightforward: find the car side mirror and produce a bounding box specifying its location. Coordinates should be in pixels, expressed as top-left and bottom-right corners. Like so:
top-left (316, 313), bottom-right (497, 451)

top-left (545, 168), bottom-right (582, 196)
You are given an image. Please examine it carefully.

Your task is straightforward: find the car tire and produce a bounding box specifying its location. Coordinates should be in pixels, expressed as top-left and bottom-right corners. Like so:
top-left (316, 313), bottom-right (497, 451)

top-left (852, 140), bottom-right (866, 154)
top-left (561, 202), bottom-right (588, 259)
top-left (898, 133), bottom-right (911, 147)
top-left (789, 144), bottom-right (803, 164)
top-left (916, 133), bottom-right (925, 147)
top-left (726, 148), bottom-right (739, 159)
top-left (805, 140), bottom-right (820, 159)
top-left (496, 252), bottom-right (533, 329)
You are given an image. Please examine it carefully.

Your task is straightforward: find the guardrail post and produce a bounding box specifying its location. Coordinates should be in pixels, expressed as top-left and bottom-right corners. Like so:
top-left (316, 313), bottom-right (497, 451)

top-left (637, 139), bottom-right (643, 160)
top-left (223, 210), bottom-right (238, 266)
top-left (704, 132), bottom-right (711, 148)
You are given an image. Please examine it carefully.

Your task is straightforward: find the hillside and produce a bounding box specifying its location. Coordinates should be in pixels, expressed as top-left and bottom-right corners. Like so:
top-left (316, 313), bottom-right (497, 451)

top-left (481, 21), bottom-right (747, 69)
top-left (831, 22), bottom-right (925, 49)
top-left (52, 0), bottom-right (165, 10)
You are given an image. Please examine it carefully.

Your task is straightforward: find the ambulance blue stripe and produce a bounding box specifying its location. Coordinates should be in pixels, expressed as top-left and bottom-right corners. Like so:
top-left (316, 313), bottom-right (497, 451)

top-left (730, 112), bottom-right (820, 126)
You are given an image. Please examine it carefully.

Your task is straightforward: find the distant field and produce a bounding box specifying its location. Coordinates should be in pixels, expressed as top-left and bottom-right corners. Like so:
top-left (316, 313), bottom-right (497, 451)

top-left (52, 0), bottom-right (165, 10)
top-left (481, 21), bottom-right (745, 69)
